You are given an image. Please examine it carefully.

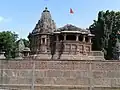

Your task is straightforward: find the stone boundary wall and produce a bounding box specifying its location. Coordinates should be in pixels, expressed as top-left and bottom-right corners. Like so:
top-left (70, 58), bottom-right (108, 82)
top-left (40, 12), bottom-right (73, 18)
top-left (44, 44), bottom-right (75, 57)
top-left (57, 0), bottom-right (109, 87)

top-left (0, 59), bottom-right (120, 90)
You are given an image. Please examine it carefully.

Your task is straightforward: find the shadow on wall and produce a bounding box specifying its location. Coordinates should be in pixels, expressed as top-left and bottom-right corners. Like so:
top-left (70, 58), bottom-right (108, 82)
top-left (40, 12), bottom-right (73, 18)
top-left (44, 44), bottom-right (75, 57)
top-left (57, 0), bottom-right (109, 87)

top-left (50, 35), bottom-right (56, 59)
top-left (50, 35), bottom-right (64, 59)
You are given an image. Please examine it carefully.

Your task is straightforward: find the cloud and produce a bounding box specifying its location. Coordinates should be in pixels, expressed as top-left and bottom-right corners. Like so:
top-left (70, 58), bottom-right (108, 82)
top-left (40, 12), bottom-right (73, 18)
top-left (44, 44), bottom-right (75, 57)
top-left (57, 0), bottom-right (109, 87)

top-left (0, 16), bottom-right (12, 23)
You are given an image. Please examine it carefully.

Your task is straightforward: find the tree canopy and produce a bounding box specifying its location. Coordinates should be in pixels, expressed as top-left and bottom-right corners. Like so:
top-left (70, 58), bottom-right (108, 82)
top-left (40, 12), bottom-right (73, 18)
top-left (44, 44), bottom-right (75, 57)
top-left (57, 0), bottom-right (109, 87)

top-left (0, 31), bottom-right (18, 58)
top-left (89, 10), bottom-right (120, 60)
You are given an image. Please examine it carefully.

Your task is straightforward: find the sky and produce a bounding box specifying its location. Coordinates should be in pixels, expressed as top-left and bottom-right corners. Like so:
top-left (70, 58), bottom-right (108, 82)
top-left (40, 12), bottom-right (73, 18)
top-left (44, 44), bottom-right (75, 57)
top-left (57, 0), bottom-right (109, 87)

top-left (0, 0), bottom-right (120, 39)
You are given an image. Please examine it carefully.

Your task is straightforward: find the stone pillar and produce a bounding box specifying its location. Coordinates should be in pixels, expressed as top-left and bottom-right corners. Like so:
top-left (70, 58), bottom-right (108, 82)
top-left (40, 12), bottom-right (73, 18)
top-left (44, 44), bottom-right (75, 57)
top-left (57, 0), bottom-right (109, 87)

top-left (76, 34), bottom-right (79, 41)
top-left (83, 35), bottom-right (85, 42)
top-left (64, 34), bottom-right (66, 41)
top-left (45, 38), bottom-right (47, 45)
top-left (88, 37), bottom-right (92, 43)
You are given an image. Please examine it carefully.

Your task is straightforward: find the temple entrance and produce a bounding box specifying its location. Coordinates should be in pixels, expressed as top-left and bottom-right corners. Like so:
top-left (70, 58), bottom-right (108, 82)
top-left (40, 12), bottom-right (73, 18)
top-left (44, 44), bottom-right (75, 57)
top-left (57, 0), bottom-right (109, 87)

top-left (66, 35), bottom-right (76, 40)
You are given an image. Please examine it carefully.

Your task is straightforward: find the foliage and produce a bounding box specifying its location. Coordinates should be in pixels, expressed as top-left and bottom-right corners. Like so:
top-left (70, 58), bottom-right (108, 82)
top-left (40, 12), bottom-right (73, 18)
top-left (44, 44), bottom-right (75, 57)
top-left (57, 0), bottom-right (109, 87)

top-left (89, 10), bottom-right (120, 60)
top-left (0, 31), bottom-right (18, 58)
top-left (112, 38), bottom-right (120, 60)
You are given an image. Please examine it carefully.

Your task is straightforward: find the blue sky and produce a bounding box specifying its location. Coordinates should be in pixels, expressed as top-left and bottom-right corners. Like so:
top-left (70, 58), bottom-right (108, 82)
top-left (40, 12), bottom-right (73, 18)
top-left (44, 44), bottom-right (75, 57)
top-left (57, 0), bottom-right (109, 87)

top-left (0, 0), bottom-right (120, 39)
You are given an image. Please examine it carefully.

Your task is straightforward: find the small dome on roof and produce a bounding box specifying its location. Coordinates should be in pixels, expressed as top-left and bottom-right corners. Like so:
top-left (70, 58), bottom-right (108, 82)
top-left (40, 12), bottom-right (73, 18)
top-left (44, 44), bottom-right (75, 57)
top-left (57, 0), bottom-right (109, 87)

top-left (56, 24), bottom-right (91, 34)
top-left (43, 7), bottom-right (49, 12)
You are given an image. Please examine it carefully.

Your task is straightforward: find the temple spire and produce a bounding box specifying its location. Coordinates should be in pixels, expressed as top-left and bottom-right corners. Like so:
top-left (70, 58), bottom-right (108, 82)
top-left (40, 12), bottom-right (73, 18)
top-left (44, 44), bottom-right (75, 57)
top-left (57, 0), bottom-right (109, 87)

top-left (43, 7), bottom-right (49, 12)
top-left (32, 7), bottom-right (56, 34)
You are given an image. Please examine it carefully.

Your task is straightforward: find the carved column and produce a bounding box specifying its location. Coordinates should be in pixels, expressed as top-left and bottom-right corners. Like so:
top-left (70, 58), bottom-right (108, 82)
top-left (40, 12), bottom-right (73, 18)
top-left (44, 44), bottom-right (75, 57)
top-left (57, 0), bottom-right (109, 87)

top-left (83, 35), bottom-right (85, 42)
top-left (76, 34), bottom-right (79, 41)
top-left (45, 36), bottom-right (48, 53)
top-left (64, 34), bottom-right (66, 41)
top-left (88, 37), bottom-right (92, 43)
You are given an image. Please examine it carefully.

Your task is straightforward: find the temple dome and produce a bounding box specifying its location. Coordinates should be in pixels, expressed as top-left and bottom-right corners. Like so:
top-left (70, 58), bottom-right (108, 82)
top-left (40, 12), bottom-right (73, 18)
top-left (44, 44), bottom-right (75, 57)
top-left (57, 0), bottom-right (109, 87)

top-left (32, 7), bottom-right (56, 34)
top-left (56, 24), bottom-right (91, 34)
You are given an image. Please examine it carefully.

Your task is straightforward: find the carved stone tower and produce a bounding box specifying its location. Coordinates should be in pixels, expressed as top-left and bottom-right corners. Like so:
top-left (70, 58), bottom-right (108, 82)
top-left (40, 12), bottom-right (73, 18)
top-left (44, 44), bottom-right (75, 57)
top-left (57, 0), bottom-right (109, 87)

top-left (28, 7), bottom-right (56, 54)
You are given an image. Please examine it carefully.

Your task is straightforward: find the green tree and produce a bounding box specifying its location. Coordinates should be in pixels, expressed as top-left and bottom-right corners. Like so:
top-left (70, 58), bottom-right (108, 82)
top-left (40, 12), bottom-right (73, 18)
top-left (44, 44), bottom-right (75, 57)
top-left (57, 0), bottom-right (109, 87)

top-left (112, 38), bottom-right (120, 60)
top-left (89, 10), bottom-right (120, 60)
top-left (0, 31), bottom-right (18, 58)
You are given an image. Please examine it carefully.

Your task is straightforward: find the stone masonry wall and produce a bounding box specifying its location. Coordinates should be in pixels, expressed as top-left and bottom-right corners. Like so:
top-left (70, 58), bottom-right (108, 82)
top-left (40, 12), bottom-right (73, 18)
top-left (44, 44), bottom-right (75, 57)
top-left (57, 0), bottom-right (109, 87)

top-left (0, 59), bottom-right (120, 90)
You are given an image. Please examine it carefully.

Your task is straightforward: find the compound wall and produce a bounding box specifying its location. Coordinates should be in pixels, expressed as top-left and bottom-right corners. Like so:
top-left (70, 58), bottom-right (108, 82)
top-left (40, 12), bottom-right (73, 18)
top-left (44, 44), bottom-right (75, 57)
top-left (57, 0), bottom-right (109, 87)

top-left (0, 59), bottom-right (120, 90)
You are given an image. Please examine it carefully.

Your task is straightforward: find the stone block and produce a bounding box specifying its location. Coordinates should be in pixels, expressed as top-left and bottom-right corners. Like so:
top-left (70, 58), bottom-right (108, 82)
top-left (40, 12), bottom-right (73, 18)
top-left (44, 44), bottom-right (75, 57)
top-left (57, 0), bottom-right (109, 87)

top-left (8, 78), bottom-right (18, 84)
top-left (35, 61), bottom-right (48, 69)
top-left (92, 78), bottom-right (111, 87)
top-left (70, 71), bottom-right (89, 78)
top-left (111, 79), bottom-right (120, 87)
top-left (36, 86), bottom-right (89, 90)
top-left (35, 77), bottom-right (89, 86)
top-left (92, 71), bottom-right (106, 78)
top-left (93, 70), bottom-right (120, 78)
top-left (46, 70), bottom-right (63, 77)
top-left (93, 87), bottom-right (120, 90)
top-left (17, 78), bottom-right (31, 84)
top-left (19, 70), bottom-right (32, 78)
top-left (105, 71), bottom-right (120, 78)
top-left (35, 70), bottom-right (46, 77)
top-left (92, 62), bottom-right (120, 70)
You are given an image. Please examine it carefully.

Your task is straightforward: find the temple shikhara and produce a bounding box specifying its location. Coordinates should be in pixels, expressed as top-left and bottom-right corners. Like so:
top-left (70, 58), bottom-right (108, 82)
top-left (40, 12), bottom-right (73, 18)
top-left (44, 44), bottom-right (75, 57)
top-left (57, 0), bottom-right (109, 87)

top-left (28, 7), bottom-right (104, 60)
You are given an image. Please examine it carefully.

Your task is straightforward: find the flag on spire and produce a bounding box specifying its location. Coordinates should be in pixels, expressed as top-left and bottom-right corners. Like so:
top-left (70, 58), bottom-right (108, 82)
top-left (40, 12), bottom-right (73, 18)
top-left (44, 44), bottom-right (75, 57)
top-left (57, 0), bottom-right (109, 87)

top-left (70, 8), bottom-right (74, 14)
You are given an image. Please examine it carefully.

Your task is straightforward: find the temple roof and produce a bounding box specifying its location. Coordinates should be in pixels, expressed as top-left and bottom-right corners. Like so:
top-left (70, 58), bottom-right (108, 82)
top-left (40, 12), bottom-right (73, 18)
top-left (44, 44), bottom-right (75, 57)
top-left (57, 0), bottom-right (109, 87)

top-left (32, 7), bottom-right (56, 34)
top-left (57, 24), bottom-right (82, 31)
top-left (55, 24), bottom-right (92, 35)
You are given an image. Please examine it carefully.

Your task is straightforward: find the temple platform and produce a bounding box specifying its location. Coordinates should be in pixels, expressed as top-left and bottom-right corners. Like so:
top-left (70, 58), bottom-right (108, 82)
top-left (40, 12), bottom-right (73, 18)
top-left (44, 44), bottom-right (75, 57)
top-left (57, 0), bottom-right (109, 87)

top-left (29, 51), bottom-right (105, 60)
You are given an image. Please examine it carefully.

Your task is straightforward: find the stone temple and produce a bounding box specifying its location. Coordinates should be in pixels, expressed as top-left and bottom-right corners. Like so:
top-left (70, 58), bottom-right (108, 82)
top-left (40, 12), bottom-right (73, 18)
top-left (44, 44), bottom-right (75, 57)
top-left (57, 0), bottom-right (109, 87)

top-left (28, 7), bottom-right (104, 60)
